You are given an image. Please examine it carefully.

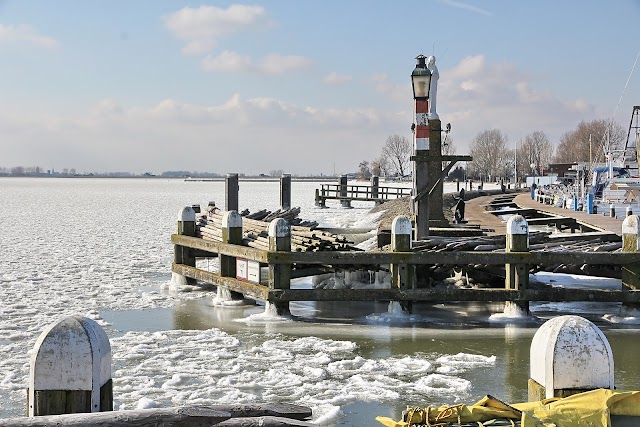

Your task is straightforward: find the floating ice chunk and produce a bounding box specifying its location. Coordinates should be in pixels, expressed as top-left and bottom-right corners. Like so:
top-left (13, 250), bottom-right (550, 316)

top-left (135, 397), bottom-right (158, 409)
top-left (489, 303), bottom-right (538, 323)
top-left (414, 373), bottom-right (472, 396)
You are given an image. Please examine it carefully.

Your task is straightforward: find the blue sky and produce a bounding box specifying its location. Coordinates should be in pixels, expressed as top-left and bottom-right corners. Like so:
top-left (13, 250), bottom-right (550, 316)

top-left (1, 0), bottom-right (639, 175)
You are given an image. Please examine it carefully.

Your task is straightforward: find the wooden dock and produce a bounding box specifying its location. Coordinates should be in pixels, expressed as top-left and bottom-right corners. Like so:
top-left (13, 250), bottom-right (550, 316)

top-left (315, 175), bottom-right (411, 207)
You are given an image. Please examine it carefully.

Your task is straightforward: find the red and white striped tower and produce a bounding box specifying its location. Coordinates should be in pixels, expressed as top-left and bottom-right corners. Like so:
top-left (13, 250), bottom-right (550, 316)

top-left (411, 54), bottom-right (432, 239)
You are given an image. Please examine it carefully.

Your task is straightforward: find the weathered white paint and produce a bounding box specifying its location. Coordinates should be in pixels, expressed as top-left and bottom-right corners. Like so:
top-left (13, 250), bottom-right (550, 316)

top-left (415, 138), bottom-right (430, 150)
top-left (623, 215), bottom-right (639, 236)
top-left (392, 215), bottom-right (412, 236)
top-left (29, 316), bottom-right (112, 415)
top-left (530, 315), bottom-right (614, 399)
top-left (427, 55), bottom-right (439, 119)
top-left (268, 218), bottom-right (290, 238)
top-left (415, 113), bottom-right (429, 126)
top-left (507, 215), bottom-right (529, 235)
top-left (178, 206), bottom-right (196, 222)
top-left (222, 210), bottom-right (243, 228)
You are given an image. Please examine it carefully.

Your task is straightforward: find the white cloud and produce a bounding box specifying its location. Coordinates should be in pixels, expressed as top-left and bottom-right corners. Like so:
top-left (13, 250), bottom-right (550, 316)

top-left (201, 50), bottom-right (252, 72)
top-left (259, 54), bottom-right (311, 74)
top-left (201, 51), bottom-right (311, 74)
top-left (0, 24), bottom-right (58, 48)
top-left (164, 4), bottom-right (267, 55)
top-left (323, 72), bottom-right (352, 85)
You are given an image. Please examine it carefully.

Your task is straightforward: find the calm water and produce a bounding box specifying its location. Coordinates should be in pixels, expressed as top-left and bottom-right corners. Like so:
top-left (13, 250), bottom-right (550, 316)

top-left (1, 177), bottom-right (640, 425)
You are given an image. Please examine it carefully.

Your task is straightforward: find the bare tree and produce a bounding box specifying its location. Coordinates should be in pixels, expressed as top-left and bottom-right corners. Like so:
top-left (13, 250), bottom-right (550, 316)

top-left (442, 136), bottom-right (456, 170)
top-left (554, 119), bottom-right (625, 164)
top-left (517, 131), bottom-right (554, 175)
top-left (371, 156), bottom-right (390, 177)
top-left (358, 160), bottom-right (371, 179)
top-left (468, 129), bottom-right (509, 181)
top-left (381, 134), bottom-right (411, 177)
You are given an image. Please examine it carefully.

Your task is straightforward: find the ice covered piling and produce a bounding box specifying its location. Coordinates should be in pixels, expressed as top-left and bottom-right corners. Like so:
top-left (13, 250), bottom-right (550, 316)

top-left (528, 315), bottom-right (614, 400)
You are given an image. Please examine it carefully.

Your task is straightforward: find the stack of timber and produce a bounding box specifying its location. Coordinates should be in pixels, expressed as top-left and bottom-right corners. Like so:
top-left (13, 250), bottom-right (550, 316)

top-left (197, 208), bottom-right (360, 252)
top-left (408, 231), bottom-right (623, 283)
top-left (238, 207), bottom-right (319, 229)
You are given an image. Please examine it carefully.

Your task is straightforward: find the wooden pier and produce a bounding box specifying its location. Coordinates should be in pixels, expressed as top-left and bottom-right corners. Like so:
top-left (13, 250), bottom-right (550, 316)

top-left (314, 175), bottom-right (411, 208)
top-left (172, 202), bottom-right (640, 314)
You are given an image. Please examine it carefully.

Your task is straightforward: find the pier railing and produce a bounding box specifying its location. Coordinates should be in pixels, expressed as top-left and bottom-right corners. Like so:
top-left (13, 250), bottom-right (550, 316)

top-left (314, 175), bottom-right (411, 207)
top-left (172, 208), bottom-right (640, 314)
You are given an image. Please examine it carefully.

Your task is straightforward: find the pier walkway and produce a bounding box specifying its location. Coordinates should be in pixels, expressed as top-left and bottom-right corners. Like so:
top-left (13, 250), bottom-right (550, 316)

top-left (464, 191), bottom-right (627, 236)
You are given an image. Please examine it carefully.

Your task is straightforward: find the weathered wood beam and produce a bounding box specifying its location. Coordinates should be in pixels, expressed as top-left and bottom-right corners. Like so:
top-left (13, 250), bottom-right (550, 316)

top-left (267, 288), bottom-right (640, 303)
top-left (172, 235), bottom-right (270, 263)
top-left (173, 264), bottom-right (269, 300)
top-left (0, 403), bottom-right (313, 426)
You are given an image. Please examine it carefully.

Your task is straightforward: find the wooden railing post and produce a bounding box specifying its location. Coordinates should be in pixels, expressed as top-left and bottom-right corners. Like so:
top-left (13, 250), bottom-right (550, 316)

top-left (505, 215), bottom-right (530, 315)
top-left (391, 215), bottom-right (414, 313)
top-left (280, 173), bottom-right (291, 210)
top-left (220, 211), bottom-right (242, 278)
top-left (528, 315), bottom-right (613, 401)
top-left (339, 174), bottom-right (351, 208)
top-left (28, 316), bottom-right (112, 416)
top-left (175, 207), bottom-right (196, 282)
top-left (371, 175), bottom-right (380, 203)
top-left (225, 173), bottom-right (239, 212)
top-left (269, 218), bottom-right (291, 315)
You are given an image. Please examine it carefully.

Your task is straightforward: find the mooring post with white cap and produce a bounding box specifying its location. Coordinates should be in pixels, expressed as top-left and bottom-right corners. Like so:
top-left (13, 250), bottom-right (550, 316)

top-left (391, 215), bottom-right (415, 313)
top-left (505, 215), bottom-right (530, 314)
top-left (225, 173), bottom-right (239, 212)
top-left (28, 316), bottom-right (112, 416)
top-left (339, 174), bottom-right (351, 208)
top-left (280, 173), bottom-right (292, 210)
top-left (528, 315), bottom-right (614, 401)
top-left (627, 206), bottom-right (633, 217)
top-left (622, 215), bottom-right (640, 312)
top-left (269, 218), bottom-right (291, 315)
top-left (175, 206), bottom-right (197, 284)
top-left (220, 211), bottom-right (243, 278)
top-left (371, 175), bottom-right (380, 204)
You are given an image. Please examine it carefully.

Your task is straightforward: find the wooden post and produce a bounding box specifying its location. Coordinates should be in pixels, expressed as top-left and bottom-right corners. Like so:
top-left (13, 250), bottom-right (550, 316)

top-left (622, 215), bottom-right (640, 311)
top-left (191, 204), bottom-right (201, 214)
top-left (610, 204), bottom-right (616, 218)
top-left (371, 175), bottom-right (380, 203)
top-left (627, 206), bottom-right (633, 217)
top-left (339, 174), bottom-right (351, 208)
top-left (269, 218), bottom-right (291, 315)
top-left (528, 315), bottom-right (614, 401)
top-left (225, 173), bottom-right (239, 212)
top-left (28, 316), bottom-right (112, 416)
top-left (175, 207), bottom-right (196, 284)
top-left (505, 215), bottom-right (530, 315)
top-left (220, 211), bottom-right (242, 278)
top-left (280, 174), bottom-right (291, 210)
top-left (391, 215), bottom-right (414, 313)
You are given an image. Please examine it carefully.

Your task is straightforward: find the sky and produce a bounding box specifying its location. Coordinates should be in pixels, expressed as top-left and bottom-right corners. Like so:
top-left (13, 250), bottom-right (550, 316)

top-left (1, 0), bottom-right (639, 176)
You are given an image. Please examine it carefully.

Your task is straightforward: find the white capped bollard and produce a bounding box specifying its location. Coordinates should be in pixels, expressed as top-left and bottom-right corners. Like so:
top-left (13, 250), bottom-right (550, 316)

top-left (622, 215), bottom-right (640, 302)
top-left (29, 316), bottom-right (112, 416)
top-left (269, 218), bottom-right (291, 315)
top-left (391, 216), bottom-right (414, 312)
top-left (505, 215), bottom-right (529, 314)
top-left (175, 206), bottom-right (197, 284)
top-left (528, 315), bottom-right (614, 401)
top-left (220, 210), bottom-right (243, 278)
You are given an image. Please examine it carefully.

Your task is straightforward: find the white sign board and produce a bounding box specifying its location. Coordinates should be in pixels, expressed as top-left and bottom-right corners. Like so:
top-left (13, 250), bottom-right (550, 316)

top-left (248, 260), bottom-right (261, 283)
top-left (236, 258), bottom-right (248, 280)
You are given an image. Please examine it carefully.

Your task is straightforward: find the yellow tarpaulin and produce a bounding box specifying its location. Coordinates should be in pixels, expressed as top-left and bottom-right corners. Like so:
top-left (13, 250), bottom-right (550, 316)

top-left (376, 389), bottom-right (640, 427)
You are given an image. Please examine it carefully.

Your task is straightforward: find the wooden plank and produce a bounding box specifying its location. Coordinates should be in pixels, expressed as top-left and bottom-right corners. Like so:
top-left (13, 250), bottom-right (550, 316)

top-left (172, 235), bottom-right (270, 263)
top-left (526, 217), bottom-right (576, 226)
top-left (267, 288), bottom-right (640, 303)
top-left (0, 403), bottom-right (313, 426)
top-left (173, 264), bottom-right (269, 300)
top-left (265, 250), bottom-right (638, 266)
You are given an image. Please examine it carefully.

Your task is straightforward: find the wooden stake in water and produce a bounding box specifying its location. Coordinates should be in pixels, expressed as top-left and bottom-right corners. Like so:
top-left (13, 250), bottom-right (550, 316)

top-left (220, 211), bottom-right (242, 278)
top-left (269, 218), bottom-right (291, 316)
top-left (622, 215), bottom-right (640, 309)
top-left (391, 215), bottom-right (414, 313)
top-left (28, 316), bottom-right (112, 416)
top-left (528, 315), bottom-right (614, 401)
top-left (175, 206), bottom-right (196, 285)
top-left (505, 215), bottom-right (530, 315)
